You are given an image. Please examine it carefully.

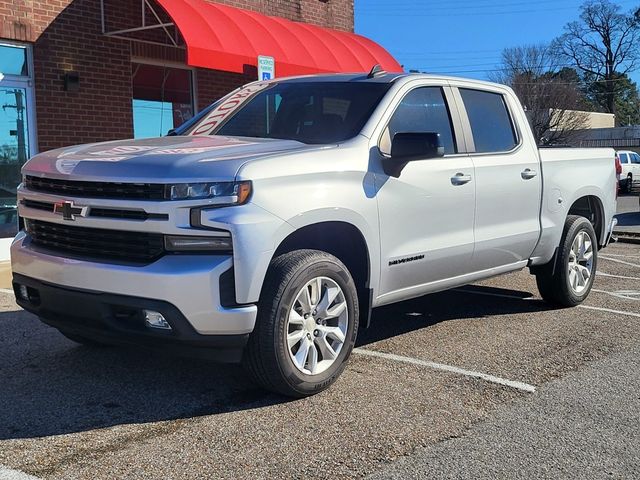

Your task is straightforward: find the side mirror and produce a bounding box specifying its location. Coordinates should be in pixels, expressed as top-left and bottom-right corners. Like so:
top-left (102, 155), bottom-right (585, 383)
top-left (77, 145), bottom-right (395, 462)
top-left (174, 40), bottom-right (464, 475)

top-left (384, 132), bottom-right (444, 177)
top-left (391, 132), bottom-right (444, 160)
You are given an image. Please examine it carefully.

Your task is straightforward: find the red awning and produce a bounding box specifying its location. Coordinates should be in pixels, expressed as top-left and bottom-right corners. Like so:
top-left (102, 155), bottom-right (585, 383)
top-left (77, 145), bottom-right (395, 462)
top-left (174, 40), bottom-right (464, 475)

top-left (155, 0), bottom-right (403, 77)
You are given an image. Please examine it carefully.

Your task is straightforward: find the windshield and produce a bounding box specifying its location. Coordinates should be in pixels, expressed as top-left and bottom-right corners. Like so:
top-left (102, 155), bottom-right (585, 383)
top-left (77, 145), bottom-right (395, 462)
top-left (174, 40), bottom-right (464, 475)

top-left (185, 81), bottom-right (391, 144)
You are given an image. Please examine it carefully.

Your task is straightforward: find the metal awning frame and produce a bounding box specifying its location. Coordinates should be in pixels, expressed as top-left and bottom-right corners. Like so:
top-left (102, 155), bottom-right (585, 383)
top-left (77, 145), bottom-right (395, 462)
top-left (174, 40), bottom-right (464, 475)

top-left (100, 0), bottom-right (184, 48)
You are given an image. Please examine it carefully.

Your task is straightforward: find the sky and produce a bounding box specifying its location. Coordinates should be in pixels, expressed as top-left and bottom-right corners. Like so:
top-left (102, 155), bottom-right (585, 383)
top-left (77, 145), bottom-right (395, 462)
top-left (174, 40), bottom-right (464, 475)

top-left (355, 0), bottom-right (640, 84)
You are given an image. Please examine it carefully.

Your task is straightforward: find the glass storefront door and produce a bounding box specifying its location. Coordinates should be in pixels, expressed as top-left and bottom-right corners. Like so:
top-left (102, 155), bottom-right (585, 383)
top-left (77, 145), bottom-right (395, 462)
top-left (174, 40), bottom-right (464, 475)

top-left (0, 42), bottom-right (35, 254)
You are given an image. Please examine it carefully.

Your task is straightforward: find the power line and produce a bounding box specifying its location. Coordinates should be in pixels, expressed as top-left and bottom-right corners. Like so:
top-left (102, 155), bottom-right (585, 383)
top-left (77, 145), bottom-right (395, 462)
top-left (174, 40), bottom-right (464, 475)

top-left (360, 0), bottom-right (581, 12)
top-left (358, 0), bottom-right (637, 12)
top-left (358, 0), bottom-right (638, 16)
top-left (360, 6), bottom-right (630, 17)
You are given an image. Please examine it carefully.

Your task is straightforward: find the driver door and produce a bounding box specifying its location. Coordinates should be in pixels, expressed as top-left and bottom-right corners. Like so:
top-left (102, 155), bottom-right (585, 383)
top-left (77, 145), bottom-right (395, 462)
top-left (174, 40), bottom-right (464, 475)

top-left (375, 85), bottom-right (476, 301)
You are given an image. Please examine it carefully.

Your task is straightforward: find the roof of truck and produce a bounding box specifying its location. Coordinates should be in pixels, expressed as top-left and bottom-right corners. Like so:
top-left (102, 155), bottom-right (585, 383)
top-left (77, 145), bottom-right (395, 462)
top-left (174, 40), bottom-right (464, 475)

top-left (270, 71), bottom-right (508, 90)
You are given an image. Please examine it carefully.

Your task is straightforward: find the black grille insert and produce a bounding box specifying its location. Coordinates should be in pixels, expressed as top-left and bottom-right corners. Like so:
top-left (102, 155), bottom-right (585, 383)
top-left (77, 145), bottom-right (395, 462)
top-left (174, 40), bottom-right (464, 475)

top-left (25, 176), bottom-right (166, 200)
top-left (26, 219), bottom-right (165, 264)
top-left (21, 199), bottom-right (168, 221)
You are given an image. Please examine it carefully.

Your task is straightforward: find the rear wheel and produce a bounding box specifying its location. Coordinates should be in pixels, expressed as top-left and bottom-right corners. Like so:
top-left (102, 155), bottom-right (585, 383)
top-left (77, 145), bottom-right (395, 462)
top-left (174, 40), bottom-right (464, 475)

top-left (625, 174), bottom-right (633, 193)
top-left (243, 249), bottom-right (359, 397)
top-left (535, 215), bottom-right (598, 307)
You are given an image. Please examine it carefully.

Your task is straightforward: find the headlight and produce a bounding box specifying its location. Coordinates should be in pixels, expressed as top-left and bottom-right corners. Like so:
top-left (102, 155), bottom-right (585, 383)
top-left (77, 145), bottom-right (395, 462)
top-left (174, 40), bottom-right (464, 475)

top-left (164, 235), bottom-right (233, 252)
top-left (166, 180), bottom-right (252, 204)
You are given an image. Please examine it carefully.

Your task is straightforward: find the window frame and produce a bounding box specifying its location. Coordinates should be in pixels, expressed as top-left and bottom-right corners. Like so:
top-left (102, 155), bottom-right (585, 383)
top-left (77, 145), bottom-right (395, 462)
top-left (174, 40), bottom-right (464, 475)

top-left (376, 83), bottom-right (466, 157)
top-left (452, 86), bottom-right (522, 156)
top-left (131, 58), bottom-right (197, 137)
top-left (0, 41), bottom-right (37, 156)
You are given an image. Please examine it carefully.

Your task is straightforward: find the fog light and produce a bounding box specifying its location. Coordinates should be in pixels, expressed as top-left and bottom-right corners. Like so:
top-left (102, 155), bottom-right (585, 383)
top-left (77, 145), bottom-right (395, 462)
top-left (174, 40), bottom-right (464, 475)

top-left (18, 284), bottom-right (29, 301)
top-left (143, 310), bottom-right (172, 330)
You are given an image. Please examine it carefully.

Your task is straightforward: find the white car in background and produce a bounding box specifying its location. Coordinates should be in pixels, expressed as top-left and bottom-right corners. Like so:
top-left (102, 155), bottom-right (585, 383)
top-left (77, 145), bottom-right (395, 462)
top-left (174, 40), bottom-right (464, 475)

top-left (617, 150), bottom-right (640, 193)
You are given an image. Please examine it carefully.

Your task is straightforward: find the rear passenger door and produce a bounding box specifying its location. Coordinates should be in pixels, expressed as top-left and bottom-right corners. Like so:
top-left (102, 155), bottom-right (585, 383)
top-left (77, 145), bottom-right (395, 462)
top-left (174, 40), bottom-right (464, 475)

top-left (455, 86), bottom-right (542, 271)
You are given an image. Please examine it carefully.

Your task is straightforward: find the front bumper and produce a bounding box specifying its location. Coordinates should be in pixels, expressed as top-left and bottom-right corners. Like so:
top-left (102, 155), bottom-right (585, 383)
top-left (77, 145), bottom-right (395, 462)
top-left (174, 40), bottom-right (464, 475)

top-left (11, 232), bottom-right (257, 336)
top-left (13, 273), bottom-right (248, 362)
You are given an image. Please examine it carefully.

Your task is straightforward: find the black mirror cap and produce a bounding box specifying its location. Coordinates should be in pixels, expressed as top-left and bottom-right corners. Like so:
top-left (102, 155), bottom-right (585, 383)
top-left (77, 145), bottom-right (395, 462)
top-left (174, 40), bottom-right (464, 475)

top-left (391, 132), bottom-right (444, 161)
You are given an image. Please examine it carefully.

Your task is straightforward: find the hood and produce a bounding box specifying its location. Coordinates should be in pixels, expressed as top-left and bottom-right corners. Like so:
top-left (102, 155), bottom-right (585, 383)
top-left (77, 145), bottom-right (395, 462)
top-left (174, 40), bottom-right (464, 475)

top-left (22, 135), bottom-right (330, 183)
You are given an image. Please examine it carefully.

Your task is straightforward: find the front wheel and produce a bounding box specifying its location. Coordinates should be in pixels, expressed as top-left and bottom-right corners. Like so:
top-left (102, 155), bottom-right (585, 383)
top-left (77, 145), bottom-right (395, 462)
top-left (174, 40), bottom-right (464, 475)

top-left (535, 215), bottom-right (598, 307)
top-left (243, 250), bottom-right (359, 397)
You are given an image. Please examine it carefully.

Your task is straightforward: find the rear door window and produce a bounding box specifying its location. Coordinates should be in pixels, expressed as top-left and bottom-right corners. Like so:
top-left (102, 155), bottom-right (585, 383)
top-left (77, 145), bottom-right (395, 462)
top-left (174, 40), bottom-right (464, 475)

top-left (460, 88), bottom-right (517, 153)
top-left (632, 153), bottom-right (640, 164)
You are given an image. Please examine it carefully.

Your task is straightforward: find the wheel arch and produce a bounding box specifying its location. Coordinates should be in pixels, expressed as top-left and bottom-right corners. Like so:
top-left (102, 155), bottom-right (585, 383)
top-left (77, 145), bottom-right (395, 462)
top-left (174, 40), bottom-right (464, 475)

top-left (272, 221), bottom-right (374, 327)
top-left (567, 194), bottom-right (605, 247)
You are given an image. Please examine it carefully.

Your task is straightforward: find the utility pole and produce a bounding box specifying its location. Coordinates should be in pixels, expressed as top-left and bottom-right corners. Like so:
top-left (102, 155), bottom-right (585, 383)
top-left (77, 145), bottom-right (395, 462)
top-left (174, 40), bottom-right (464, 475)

top-left (2, 89), bottom-right (27, 164)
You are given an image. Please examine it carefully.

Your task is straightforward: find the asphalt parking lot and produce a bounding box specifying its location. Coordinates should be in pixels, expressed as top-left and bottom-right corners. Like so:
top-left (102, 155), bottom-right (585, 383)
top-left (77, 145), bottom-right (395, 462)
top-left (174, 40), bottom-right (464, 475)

top-left (1, 238), bottom-right (640, 479)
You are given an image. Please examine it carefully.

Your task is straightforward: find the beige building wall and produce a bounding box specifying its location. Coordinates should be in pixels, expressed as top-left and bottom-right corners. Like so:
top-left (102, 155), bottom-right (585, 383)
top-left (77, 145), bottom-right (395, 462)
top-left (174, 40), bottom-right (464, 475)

top-left (559, 110), bottom-right (616, 129)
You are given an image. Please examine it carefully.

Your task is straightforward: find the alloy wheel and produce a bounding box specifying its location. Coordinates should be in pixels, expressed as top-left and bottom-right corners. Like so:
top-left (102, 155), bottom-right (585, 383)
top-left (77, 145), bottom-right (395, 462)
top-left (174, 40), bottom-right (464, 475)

top-left (286, 276), bottom-right (348, 375)
top-left (567, 230), bottom-right (594, 294)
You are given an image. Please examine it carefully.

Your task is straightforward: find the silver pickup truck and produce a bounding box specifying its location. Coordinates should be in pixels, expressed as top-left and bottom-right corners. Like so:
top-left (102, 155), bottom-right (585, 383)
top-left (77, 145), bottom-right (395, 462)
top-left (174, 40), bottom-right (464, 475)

top-left (11, 71), bottom-right (617, 397)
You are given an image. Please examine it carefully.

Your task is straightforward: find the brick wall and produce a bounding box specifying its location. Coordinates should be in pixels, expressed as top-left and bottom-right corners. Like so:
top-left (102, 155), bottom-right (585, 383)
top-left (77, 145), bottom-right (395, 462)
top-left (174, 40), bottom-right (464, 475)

top-left (32, 0), bottom-right (133, 152)
top-left (210, 0), bottom-right (354, 32)
top-left (0, 0), bottom-right (355, 151)
top-left (196, 68), bottom-right (254, 111)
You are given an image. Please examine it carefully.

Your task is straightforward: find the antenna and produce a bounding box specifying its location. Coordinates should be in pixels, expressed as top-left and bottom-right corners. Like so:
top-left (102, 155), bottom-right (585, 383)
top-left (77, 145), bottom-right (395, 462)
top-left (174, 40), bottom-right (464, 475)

top-left (367, 64), bottom-right (386, 79)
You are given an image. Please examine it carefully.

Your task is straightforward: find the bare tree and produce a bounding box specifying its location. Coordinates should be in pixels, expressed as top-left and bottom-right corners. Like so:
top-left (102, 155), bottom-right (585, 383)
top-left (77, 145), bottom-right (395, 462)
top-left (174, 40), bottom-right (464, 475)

top-left (553, 0), bottom-right (640, 116)
top-left (491, 45), bottom-right (589, 145)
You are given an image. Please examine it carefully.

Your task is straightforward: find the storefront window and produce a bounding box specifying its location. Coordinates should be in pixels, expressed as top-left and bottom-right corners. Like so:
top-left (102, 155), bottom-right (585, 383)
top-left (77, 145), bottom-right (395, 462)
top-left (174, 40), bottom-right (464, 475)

top-left (132, 63), bottom-right (194, 138)
top-left (0, 43), bottom-right (33, 241)
top-left (0, 44), bottom-right (28, 77)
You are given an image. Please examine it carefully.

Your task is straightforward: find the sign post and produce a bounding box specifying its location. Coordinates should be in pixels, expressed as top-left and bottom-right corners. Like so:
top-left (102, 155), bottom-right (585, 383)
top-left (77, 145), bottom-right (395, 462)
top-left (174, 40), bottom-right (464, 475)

top-left (257, 56), bottom-right (275, 81)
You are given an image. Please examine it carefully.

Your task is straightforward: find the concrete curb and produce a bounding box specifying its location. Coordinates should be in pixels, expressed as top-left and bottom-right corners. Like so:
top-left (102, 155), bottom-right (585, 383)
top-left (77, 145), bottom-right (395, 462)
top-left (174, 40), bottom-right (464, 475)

top-left (612, 231), bottom-right (640, 245)
top-left (0, 262), bottom-right (11, 290)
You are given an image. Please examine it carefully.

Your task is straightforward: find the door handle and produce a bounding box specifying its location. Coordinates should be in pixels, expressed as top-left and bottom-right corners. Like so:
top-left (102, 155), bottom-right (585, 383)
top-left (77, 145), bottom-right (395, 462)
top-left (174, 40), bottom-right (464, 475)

top-left (451, 172), bottom-right (472, 185)
top-left (521, 168), bottom-right (538, 180)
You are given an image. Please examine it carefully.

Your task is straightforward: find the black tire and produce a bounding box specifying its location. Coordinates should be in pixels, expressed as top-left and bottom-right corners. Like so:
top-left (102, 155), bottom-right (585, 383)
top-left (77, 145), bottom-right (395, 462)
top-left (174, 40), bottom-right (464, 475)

top-left (535, 215), bottom-right (598, 307)
top-left (58, 330), bottom-right (109, 347)
top-left (243, 249), bottom-right (359, 398)
top-left (625, 174), bottom-right (633, 193)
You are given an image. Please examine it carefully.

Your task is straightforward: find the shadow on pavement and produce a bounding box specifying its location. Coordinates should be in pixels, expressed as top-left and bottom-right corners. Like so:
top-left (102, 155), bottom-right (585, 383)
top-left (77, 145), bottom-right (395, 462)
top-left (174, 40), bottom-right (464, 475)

top-left (0, 284), bottom-right (556, 440)
top-left (358, 285), bottom-right (557, 347)
top-left (0, 309), bottom-right (285, 441)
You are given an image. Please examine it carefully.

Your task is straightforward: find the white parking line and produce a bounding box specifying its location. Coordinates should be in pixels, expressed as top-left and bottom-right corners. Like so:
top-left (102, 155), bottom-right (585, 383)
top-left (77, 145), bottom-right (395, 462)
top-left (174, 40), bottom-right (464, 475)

top-left (0, 466), bottom-right (41, 480)
top-left (578, 304), bottom-right (640, 318)
top-left (353, 348), bottom-right (536, 393)
top-left (0, 288), bottom-right (14, 296)
top-left (592, 289), bottom-right (640, 301)
top-left (597, 271), bottom-right (640, 281)
top-left (600, 255), bottom-right (640, 269)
